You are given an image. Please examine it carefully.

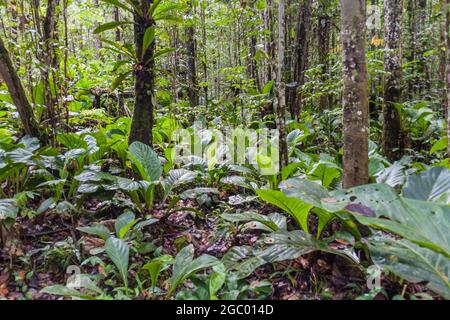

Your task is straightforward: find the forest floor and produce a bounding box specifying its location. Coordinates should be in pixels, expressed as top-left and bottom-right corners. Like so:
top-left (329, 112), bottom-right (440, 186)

top-left (0, 186), bottom-right (434, 300)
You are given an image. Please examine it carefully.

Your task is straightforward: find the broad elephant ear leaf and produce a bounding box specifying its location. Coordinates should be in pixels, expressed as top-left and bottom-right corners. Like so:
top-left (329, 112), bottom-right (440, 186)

top-left (221, 211), bottom-right (285, 232)
top-left (375, 162), bottom-right (405, 187)
top-left (256, 189), bottom-right (333, 236)
top-left (163, 169), bottom-right (197, 198)
top-left (128, 141), bottom-right (162, 182)
top-left (256, 231), bottom-right (360, 264)
top-left (327, 184), bottom-right (450, 258)
top-left (402, 166), bottom-right (450, 203)
top-left (368, 236), bottom-right (450, 299)
top-left (105, 237), bottom-right (129, 287)
top-left (0, 199), bottom-right (18, 221)
top-left (114, 211), bottom-right (137, 239)
top-left (168, 244), bottom-right (220, 296)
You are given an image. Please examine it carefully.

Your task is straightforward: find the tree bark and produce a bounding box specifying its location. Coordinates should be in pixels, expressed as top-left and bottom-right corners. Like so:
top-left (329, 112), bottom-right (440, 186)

top-left (446, 0), bottom-right (450, 157)
top-left (318, 1), bottom-right (330, 111)
top-left (276, 0), bottom-right (289, 171)
top-left (129, 0), bottom-right (155, 146)
top-left (0, 36), bottom-right (42, 141)
top-left (341, 0), bottom-right (369, 188)
top-left (382, 0), bottom-right (403, 161)
top-left (186, 1), bottom-right (199, 109)
top-left (287, 0), bottom-right (312, 119)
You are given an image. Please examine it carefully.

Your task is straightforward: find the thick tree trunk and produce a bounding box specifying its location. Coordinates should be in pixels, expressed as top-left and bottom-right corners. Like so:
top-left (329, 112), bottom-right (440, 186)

top-left (0, 36), bottom-right (42, 141)
top-left (276, 0), bottom-right (289, 171)
top-left (129, 0), bottom-right (155, 146)
top-left (287, 0), bottom-right (312, 119)
top-left (341, 0), bottom-right (369, 188)
top-left (382, 0), bottom-right (403, 161)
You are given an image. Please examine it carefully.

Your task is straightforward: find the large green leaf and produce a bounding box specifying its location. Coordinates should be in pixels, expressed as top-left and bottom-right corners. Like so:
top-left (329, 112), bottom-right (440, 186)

top-left (221, 211), bottom-right (285, 232)
top-left (256, 189), bottom-right (313, 232)
top-left (128, 141), bottom-right (162, 182)
top-left (163, 169), bottom-right (197, 198)
top-left (0, 199), bottom-right (18, 221)
top-left (307, 159), bottom-right (342, 188)
top-left (168, 244), bottom-right (220, 296)
top-left (142, 255), bottom-right (173, 288)
top-left (94, 21), bottom-right (132, 34)
top-left (375, 162), bottom-right (405, 187)
top-left (257, 188), bottom-right (334, 236)
top-left (255, 231), bottom-right (359, 264)
top-left (222, 231), bottom-right (359, 280)
top-left (114, 211), bottom-right (137, 239)
top-left (368, 237), bottom-right (450, 299)
top-left (221, 246), bottom-right (265, 280)
top-left (77, 224), bottom-right (111, 240)
top-left (105, 237), bottom-right (129, 287)
top-left (279, 179), bottom-right (450, 259)
top-left (328, 184), bottom-right (450, 258)
top-left (402, 166), bottom-right (450, 202)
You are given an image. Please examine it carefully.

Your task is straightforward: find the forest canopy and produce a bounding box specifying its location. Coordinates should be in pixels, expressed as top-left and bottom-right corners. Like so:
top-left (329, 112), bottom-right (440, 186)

top-left (0, 0), bottom-right (449, 301)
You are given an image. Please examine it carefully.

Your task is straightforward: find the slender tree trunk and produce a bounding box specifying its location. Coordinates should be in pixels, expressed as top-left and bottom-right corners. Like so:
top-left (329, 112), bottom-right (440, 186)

top-left (186, 1), bottom-right (198, 109)
top-left (440, 20), bottom-right (448, 120)
top-left (407, 0), bottom-right (415, 97)
top-left (341, 0), bottom-right (369, 188)
top-left (113, 6), bottom-right (126, 115)
top-left (200, 1), bottom-right (208, 105)
top-left (276, 0), bottom-right (288, 171)
top-left (0, 36), bottom-right (43, 141)
top-left (288, 0), bottom-right (312, 119)
top-left (43, 0), bottom-right (60, 141)
top-left (129, 0), bottom-right (155, 146)
top-left (382, 0), bottom-right (403, 161)
top-left (267, 0), bottom-right (276, 83)
top-left (318, 2), bottom-right (330, 111)
top-left (446, 0), bottom-right (450, 157)
top-left (249, 35), bottom-right (261, 92)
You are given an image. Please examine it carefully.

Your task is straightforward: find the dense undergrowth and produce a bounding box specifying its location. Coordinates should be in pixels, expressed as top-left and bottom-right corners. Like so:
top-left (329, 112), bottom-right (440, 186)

top-left (0, 103), bottom-right (449, 300)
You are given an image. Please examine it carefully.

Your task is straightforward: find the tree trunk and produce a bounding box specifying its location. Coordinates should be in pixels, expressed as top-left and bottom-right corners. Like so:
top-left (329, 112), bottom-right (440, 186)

top-left (318, 1), bottom-right (330, 111)
top-left (43, 0), bottom-right (61, 141)
top-left (287, 0), bottom-right (312, 119)
top-left (0, 36), bottom-right (42, 141)
top-left (382, 0), bottom-right (403, 161)
top-left (446, 0), bottom-right (450, 157)
top-left (200, 1), bottom-right (208, 105)
top-left (407, 0), bottom-right (415, 97)
top-left (276, 0), bottom-right (289, 171)
top-left (186, 1), bottom-right (198, 109)
top-left (129, 0), bottom-right (155, 146)
top-left (341, 0), bottom-right (369, 188)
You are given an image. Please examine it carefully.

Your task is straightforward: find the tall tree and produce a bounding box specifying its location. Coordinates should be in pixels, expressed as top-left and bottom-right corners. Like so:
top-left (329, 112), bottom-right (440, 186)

top-left (128, 0), bottom-right (156, 146)
top-left (341, 0), bottom-right (369, 188)
top-left (43, 0), bottom-right (61, 140)
top-left (382, 0), bottom-right (403, 161)
top-left (287, 0), bottom-right (312, 119)
top-left (0, 36), bottom-right (43, 141)
top-left (186, 0), bottom-right (199, 109)
top-left (318, 0), bottom-right (331, 111)
top-left (276, 0), bottom-right (288, 170)
top-left (446, 0), bottom-right (450, 157)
